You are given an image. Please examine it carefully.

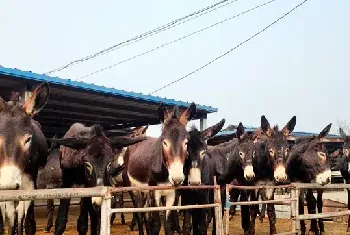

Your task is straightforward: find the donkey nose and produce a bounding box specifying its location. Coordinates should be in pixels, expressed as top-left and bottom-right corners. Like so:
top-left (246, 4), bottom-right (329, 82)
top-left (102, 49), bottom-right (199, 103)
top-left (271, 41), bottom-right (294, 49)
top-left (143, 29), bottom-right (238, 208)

top-left (188, 180), bottom-right (201, 186)
top-left (275, 174), bottom-right (287, 183)
top-left (172, 178), bottom-right (184, 187)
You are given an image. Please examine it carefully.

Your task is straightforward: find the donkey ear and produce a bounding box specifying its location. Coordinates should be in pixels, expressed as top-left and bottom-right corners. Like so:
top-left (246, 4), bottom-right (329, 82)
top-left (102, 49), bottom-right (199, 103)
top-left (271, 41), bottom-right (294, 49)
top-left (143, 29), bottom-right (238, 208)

top-left (282, 116), bottom-right (296, 137)
top-left (202, 118), bottom-right (225, 139)
top-left (157, 103), bottom-right (170, 123)
top-left (23, 82), bottom-right (50, 116)
top-left (0, 97), bottom-right (6, 112)
top-left (236, 122), bottom-right (246, 139)
top-left (47, 137), bottom-right (90, 150)
top-left (318, 123), bottom-right (332, 139)
top-left (179, 102), bottom-right (197, 126)
top-left (109, 135), bottom-right (146, 148)
top-left (261, 115), bottom-right (273, 137)
top-left (339, 128), bottom-right (348, 141)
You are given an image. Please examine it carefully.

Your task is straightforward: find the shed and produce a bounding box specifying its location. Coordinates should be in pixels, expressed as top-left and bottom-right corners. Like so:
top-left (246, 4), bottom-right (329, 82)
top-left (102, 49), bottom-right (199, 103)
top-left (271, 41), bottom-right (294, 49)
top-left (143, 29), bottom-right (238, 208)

top-left (0, 66), bottom-right (217, 137)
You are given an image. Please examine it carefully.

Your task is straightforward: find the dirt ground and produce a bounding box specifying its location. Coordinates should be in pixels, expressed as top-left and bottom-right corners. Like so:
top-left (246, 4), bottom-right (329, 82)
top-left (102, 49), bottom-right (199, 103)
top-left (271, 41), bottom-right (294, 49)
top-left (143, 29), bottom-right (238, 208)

top-left (3, 205), bottom-right (350, 235)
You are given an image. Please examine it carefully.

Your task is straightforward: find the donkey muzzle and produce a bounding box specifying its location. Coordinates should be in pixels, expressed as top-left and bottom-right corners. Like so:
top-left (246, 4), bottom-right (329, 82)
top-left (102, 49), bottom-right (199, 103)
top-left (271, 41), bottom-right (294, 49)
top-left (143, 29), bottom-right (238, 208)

top-left (244, 165), bottom-right (255, 181)
top-left (274, 165), bottom-right (287, 183)
top-left (0, 165), bottom-right (22, 190)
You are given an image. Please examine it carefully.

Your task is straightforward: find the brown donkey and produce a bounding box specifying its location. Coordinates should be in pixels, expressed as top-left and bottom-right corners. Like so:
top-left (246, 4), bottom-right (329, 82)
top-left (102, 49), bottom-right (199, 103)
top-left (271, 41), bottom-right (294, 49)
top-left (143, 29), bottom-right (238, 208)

top-left (126, 103), bottom-right (196, 235)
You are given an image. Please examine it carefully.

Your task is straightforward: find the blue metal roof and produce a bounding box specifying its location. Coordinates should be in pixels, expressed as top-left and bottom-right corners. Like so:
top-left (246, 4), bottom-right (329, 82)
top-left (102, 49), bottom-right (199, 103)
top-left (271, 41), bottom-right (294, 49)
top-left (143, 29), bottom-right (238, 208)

top-left (0, 66), bottom-right (217, 113)
top-left (215, 127), bottom-right (341, 138)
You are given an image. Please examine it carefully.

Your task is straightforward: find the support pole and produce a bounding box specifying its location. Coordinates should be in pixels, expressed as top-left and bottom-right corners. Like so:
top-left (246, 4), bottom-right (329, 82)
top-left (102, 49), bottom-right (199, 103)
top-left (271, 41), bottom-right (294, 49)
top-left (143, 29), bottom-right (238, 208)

top-left (225, 184), bottom-right (229, 235)
top-left (100, 188), bottom-right (112, 235)
top-left (200, 114), bottom-right (207, 131)
top-left (214, 177), bottom-right (224, 235)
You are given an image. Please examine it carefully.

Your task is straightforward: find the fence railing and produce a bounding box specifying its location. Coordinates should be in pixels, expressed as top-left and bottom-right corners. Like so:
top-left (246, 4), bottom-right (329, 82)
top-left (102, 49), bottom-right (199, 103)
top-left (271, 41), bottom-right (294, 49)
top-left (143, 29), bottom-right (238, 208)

top-left (101, 184), bottom-right (224, 235)
top-left (225, 183), bottom-right (350, 235)
top-left (0, 185), bottom-right (223, 235)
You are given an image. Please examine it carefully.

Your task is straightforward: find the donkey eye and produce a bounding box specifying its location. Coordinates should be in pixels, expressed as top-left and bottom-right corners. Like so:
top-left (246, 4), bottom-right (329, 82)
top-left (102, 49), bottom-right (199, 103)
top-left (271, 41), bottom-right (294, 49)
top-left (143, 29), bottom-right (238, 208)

top-left (25, 136), bottom-right (32, 144)
top-left (344, 149), bottom-right (349, 155)
top-left (163, 141), bottom-right (168, 147)
top-left (318, 152), bottom-right (326, 157)
top-left (268, 149), bottom-right (274, 155)
top-left (239, 151), bottom-right (244, 158)
top-left (252, 151), bottom-right (256, 158)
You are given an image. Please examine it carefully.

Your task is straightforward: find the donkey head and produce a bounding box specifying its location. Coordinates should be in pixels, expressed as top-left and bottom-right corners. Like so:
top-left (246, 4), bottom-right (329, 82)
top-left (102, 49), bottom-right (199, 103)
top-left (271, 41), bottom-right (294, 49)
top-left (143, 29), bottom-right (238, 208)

top-left (300, 123), bottom-right (332, 185)
top-left (48, 124), bottom-right (146, 205)
top-left (0, 82), bottom-right (49, 190)
top-left (234, 123), bottom-right (256, 181)
top-left (260, 115), bottom-right (296, 183)
top-left (339, 128), bottom-right (350, 170)
top-left (157, 102), bottom-right (196, 186)
top-left (107, 125), bottom-right (149, 187)
top-left (187, 119), bottom-right (225, 186)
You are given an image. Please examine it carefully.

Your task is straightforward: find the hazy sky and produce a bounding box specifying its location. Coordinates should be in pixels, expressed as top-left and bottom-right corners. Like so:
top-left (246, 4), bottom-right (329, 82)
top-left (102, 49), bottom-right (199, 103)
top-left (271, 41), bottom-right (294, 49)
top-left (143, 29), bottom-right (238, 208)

top-left (1, 0), bottom-right (349, 137)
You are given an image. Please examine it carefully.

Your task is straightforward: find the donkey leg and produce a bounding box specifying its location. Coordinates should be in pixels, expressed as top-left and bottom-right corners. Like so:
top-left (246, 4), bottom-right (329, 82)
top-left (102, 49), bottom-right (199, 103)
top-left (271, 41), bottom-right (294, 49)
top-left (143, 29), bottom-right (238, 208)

top-left (24, 201), bottom-right (36, 235)
top-left (164, 190), bottom-right (177, 235)
top-left (249, 192), bottom-right (259, 235)
top-left (77, 198), bottom-right (89, 235)
top-left (299, 195), bottom-right (306, 235)
top-left (0, 206), bottom-right (5, 235)
top-left (147, 191), bottom-right (161, 235)
top-left (229, 189), bottom-right (240, 219)
top-left (173, 191), bottom-right (182, 234)
top-left (129, 191), bottom-right (145, 235)
top-left (44, 199), bottom-right (55, 232)
top-left (240, 190), bottom-right (250, 235)
top-left (316, 190), bottom-right (324, 233)
top-left (120, 192), bottom-right (126, 225)
top-left (109, 196), bottom-right (117, 226)
top-left (54, 198), bottom-right (71, 235)
top-left (306, 190), bottom-right (319, 235)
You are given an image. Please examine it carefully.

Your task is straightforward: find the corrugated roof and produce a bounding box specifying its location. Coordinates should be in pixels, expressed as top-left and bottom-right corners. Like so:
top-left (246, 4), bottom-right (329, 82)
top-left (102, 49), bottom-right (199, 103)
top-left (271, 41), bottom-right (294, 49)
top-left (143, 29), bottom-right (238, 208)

top-left (0, 66), bottom-right (217, 137)
top-left (215, 126), bottom-right (341, 138)
top-left (0, 66), bottom-right (217, 112)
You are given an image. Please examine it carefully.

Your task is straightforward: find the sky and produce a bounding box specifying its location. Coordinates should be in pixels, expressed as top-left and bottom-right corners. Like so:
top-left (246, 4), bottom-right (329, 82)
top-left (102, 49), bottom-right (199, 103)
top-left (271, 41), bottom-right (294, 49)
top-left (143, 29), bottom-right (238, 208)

top-left (0, 0), bottom-right (349, 137)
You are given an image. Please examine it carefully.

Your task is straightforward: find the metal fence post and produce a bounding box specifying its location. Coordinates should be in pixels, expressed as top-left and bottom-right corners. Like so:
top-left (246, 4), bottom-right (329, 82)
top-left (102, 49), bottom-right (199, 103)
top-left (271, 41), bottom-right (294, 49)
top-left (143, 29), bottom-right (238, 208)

top-left (225, 185), bottom-right (230, 235)
top-left (213, 177), bottom-right (224, 235)
top-left (290, 187), bottom-right (298, 234)
top-left (100, 187), bottom-right (112, 235)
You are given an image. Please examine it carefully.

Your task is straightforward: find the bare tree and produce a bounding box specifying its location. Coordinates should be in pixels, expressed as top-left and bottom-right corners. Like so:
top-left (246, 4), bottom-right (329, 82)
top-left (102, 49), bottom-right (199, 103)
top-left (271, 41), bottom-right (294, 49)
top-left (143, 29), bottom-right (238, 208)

top-left (337, 119), bottom-right (350, 134)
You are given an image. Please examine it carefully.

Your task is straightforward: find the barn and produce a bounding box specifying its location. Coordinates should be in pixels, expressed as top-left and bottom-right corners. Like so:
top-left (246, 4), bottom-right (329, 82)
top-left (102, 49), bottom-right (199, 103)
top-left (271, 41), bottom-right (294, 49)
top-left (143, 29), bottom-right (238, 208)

top-left (0, 66), bottom-right (217, 138)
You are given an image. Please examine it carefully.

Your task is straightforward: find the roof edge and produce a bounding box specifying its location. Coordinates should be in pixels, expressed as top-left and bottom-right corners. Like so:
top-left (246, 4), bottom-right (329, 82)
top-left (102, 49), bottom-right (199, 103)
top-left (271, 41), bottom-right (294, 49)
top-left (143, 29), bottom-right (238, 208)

top-left (0, 66), bottom-right (218, 113)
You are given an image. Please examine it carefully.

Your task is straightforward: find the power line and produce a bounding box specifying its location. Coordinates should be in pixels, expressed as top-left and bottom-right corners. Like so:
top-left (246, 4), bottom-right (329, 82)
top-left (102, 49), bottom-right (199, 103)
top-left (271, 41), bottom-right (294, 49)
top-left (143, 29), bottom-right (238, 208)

top-left (76, 0), bottom-right (277, 82)
top-left (44, 0), bottom-right (240, 75)
top-left (149, 0), bottom-right (309, 95)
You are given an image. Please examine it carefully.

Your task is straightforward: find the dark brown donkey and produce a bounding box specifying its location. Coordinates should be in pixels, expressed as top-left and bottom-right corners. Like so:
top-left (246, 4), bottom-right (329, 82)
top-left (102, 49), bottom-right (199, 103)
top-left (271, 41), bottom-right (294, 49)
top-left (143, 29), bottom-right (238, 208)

top-left (181, 118), bottom-right (226, 235)
top-left (108, 125), bottom-right (149, 227)
top-left (126, 103), bottom-right (196, 235)
top-left (338, 128), bottom-right (350, 232)
top-left (0, 82), bottom-right (50, 235)
top-left (248, 115), bottom-right (296, 235)
top-left (287, 123), bottom-right (332, 235)
top-left (48, 123), bottom-right (146, 235)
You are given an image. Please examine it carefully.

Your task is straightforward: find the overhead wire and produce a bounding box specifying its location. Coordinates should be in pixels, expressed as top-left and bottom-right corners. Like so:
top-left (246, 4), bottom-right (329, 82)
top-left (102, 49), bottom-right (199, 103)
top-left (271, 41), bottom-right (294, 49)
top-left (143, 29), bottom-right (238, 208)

top-left (149, 0), bottom-right (309, 95)
top-left (44, 0), bottom-right (240, 75)
top-left (76, 0), bottom-right (277, 82)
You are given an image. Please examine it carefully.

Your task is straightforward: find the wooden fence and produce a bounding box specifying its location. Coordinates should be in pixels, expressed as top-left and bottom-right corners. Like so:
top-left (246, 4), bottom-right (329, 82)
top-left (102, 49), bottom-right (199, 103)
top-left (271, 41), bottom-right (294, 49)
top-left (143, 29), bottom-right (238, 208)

top-left (225, 183), bottom-right (350, 235)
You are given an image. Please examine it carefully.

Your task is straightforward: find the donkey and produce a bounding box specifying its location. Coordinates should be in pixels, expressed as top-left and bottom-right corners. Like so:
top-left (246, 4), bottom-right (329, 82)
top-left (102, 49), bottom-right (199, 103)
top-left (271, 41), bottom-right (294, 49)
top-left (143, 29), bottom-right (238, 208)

top-left (181, 118), bottom-right (225, 235)
top-left (337, 128), bottom-right (350, 231)
top-left (126, 103), bottom-right (196, 235)
top-left (0, 82), bottom-right (50, 235)
top-left (248, 115), bottom-right (296, 235)
top-left (287, 123), bottom-right (332, 235)
top-left (108, 125), bottom-right (149, 227)
top-left (48, 123), bottom-right (146, 235)
top-left (36, 144), bottom-right (61, 233)
top-left (207, 123), bottom-right (257, 235)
